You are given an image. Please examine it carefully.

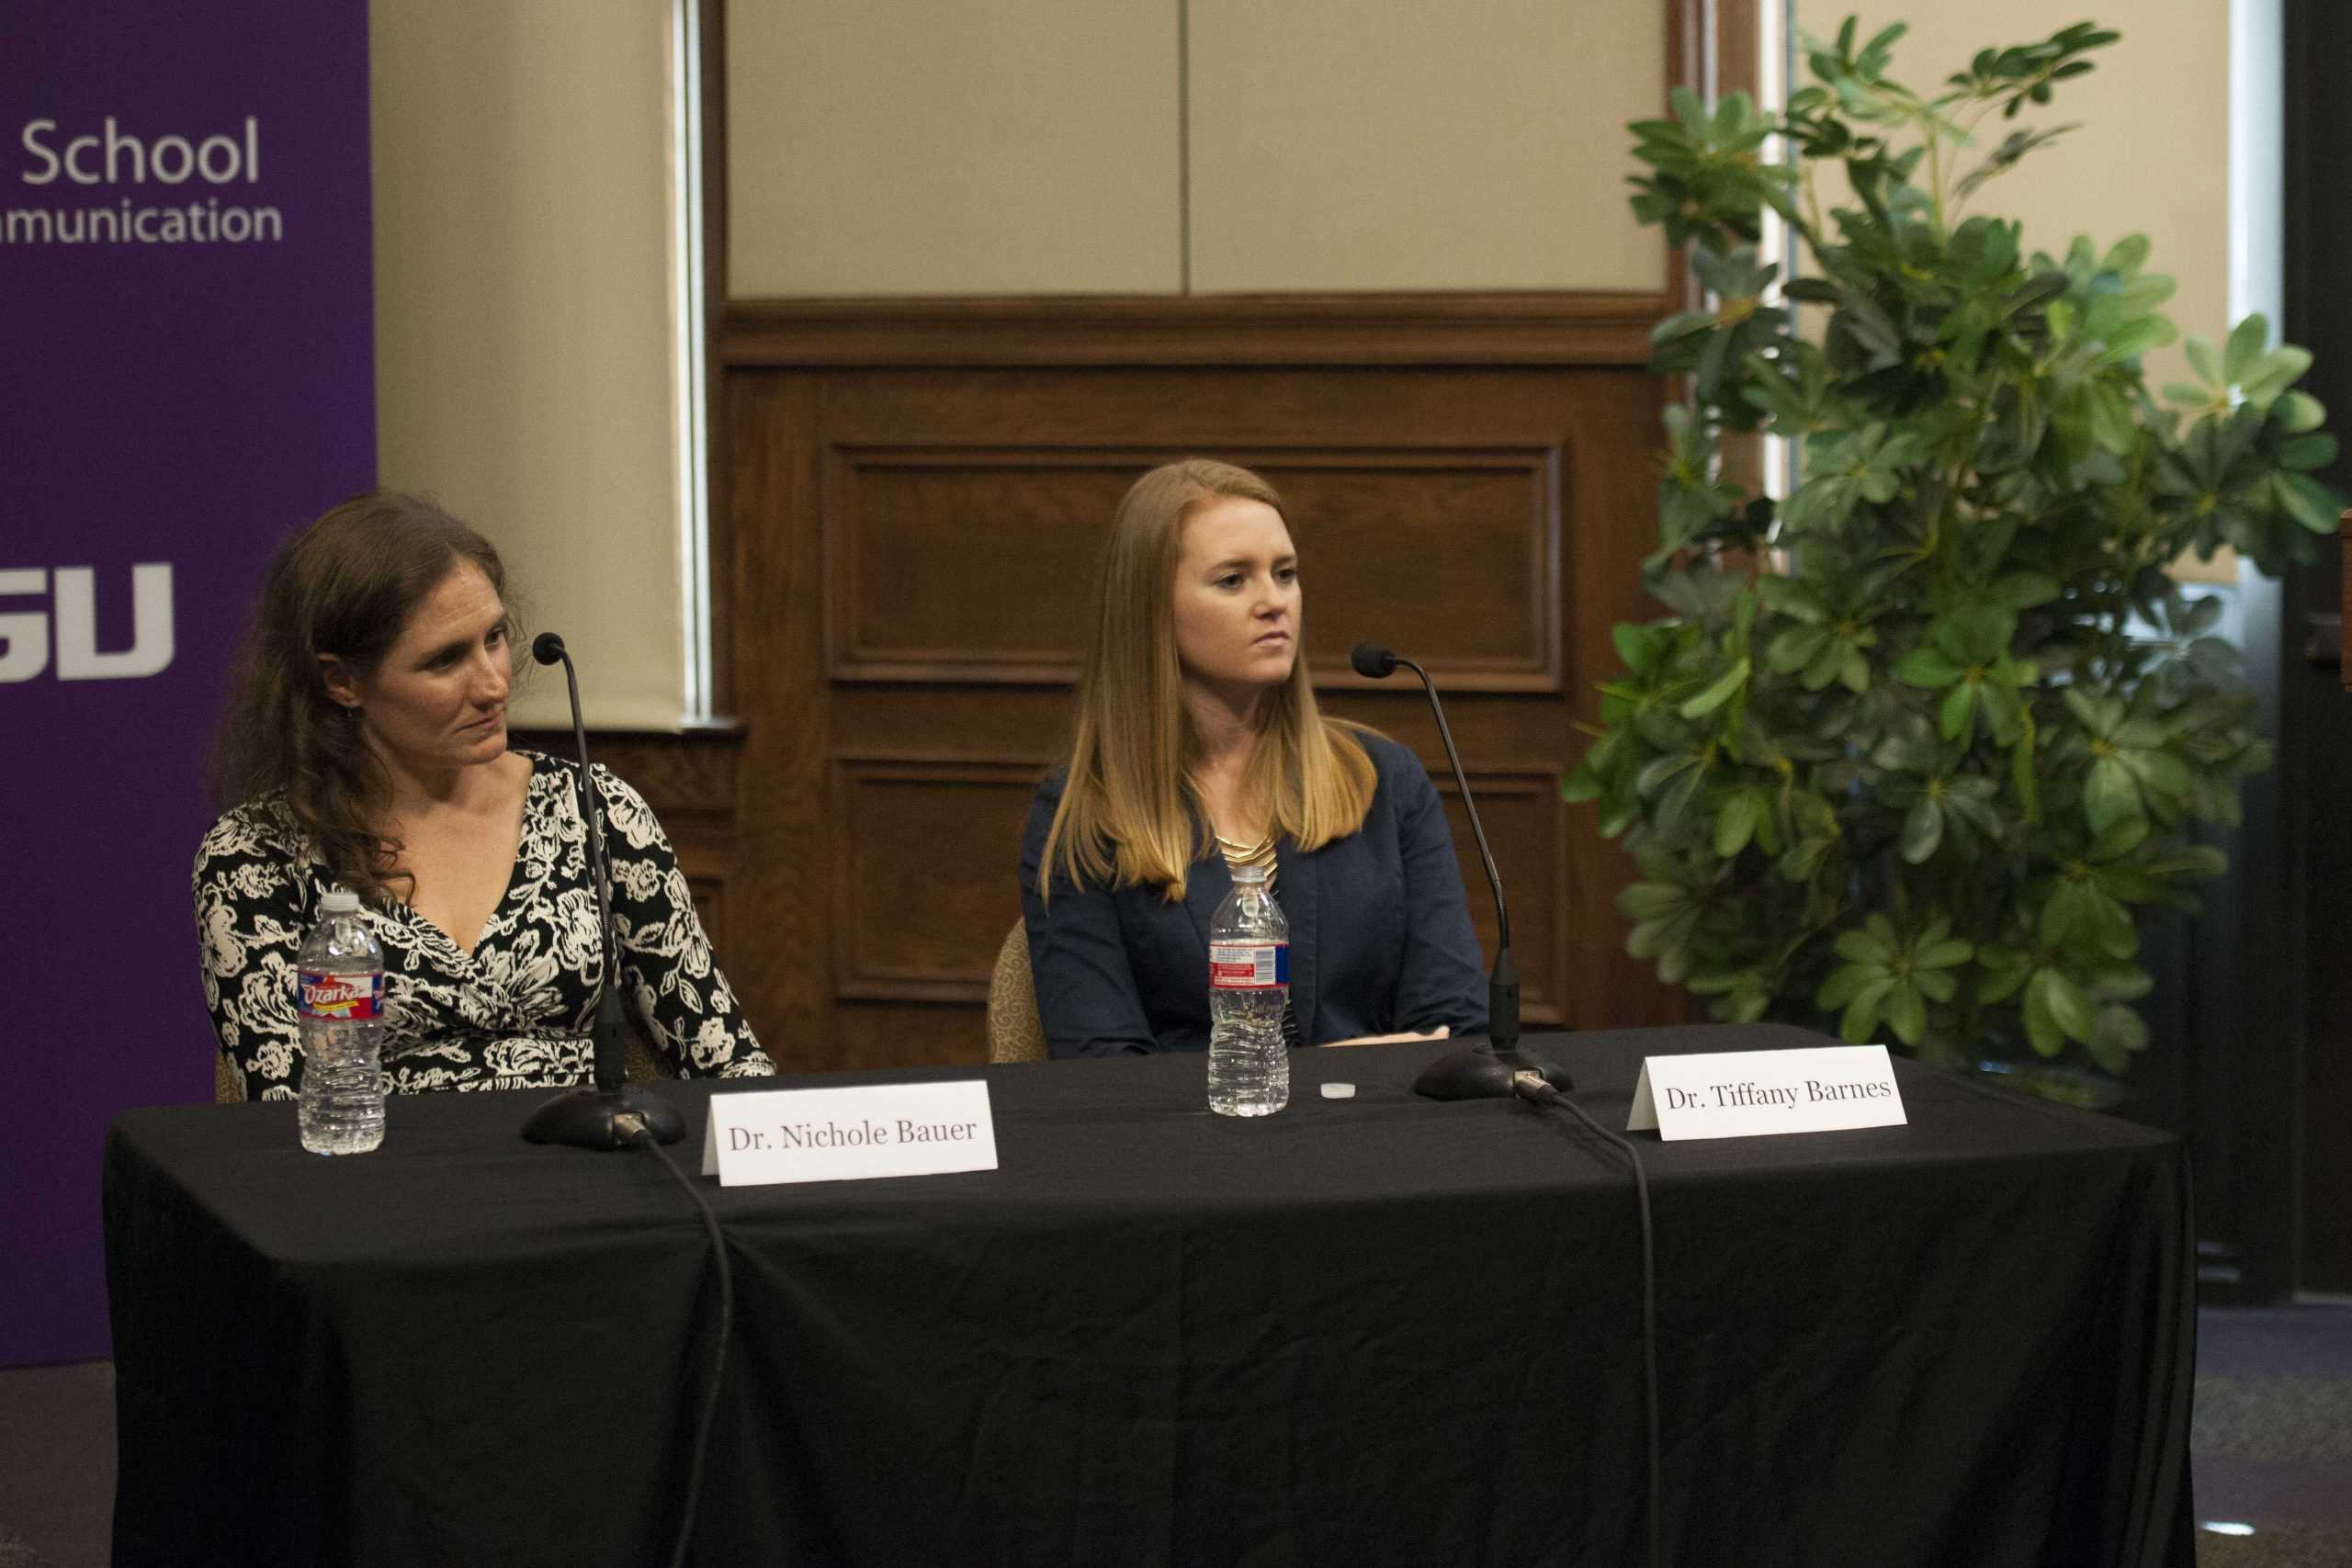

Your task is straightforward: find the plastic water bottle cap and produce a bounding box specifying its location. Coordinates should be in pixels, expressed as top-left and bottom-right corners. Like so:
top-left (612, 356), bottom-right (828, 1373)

top-left (319, 886), bottom-right (361, 913)
top-left (1320, 1082), bottom-right (1356, 1100)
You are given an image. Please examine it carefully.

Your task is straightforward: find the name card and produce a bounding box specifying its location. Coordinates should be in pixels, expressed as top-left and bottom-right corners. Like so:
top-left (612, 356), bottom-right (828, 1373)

top-left (1626, 1045), bottom-right (1905, 1141)
top-left (700, 1079), bottom-right (999, 1187)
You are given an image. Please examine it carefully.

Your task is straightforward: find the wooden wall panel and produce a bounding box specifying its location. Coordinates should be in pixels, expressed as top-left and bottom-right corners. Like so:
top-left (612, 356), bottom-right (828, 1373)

top-left (828, 445), bottom-right (1559, 690)
top-left (826, 453), bottom-right (1131, 682)
top-left (1434, 773), bottom-right (1568, 1028)
top-left (831, 760), bottom-right (1043, 1002)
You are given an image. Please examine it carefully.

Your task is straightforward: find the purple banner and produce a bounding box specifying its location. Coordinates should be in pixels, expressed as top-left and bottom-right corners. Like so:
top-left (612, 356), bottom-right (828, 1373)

top-left (0, 2), bottom-right (375, 1366)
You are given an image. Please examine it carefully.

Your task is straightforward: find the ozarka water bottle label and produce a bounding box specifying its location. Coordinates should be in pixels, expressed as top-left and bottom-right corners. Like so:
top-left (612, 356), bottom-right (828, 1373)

top-left (297, 971), bottom-right (384, 1021)
top-left (1208, 942), bottom-right (1290, 988)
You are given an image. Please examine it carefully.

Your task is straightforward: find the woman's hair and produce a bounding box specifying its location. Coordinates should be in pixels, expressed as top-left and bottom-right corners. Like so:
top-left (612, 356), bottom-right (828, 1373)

top-left (1038, 457), bottom-right (1375, 902)
top-left (212, 491), bottom-right (512, 903)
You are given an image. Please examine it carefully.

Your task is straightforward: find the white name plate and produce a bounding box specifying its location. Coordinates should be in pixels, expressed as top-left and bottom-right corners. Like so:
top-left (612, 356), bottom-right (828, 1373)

top-left (699, 1079), bottom-right (999, 1187)
top-left (1626, 1045), bottom-right (1905, 1141)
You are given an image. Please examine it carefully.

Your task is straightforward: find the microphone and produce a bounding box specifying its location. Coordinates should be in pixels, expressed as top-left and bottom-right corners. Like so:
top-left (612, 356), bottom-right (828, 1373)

top-left (1351, 642), bottom-right (1572, 1100)
top-left (520, 632), bottom-right (686, 1149)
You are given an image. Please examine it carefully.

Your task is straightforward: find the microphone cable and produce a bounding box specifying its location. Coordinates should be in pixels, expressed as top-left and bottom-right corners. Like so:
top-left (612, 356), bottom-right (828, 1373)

top-left (1510, 1072), bottom-right (1660, 1568)
top-left (626, 1119), bottom-right (734, 1568)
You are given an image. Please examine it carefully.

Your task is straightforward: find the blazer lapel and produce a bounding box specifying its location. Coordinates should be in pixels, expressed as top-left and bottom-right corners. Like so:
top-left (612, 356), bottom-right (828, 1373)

top-left (1277, 836), bottom-right (1318, 1042)
top-left (1182, 852), bottom-right (1231, 965)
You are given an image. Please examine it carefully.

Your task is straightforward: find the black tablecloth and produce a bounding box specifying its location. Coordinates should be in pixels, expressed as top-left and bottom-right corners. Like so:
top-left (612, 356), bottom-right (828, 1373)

top-left (104, 1024), bottom-right (2195, 1567)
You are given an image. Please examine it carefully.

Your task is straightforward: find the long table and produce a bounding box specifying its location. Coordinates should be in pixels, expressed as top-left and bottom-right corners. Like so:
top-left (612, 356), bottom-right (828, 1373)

top-left (104, 1024), bottom-right (2195, 1566)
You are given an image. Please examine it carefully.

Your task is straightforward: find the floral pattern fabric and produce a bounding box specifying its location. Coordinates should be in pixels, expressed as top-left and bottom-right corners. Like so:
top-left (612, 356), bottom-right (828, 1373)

top-left (194, 751), bottom-right (774, 1098)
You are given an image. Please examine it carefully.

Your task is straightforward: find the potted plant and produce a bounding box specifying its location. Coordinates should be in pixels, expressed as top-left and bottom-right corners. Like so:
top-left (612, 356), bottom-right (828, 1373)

top-left (1565, 19), bottom-right (2343, 1082)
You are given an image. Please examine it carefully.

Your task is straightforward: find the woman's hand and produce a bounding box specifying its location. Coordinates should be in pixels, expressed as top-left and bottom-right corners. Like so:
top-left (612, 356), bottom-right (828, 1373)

top-left (1325, 1026), bottom-right (1451, 1048)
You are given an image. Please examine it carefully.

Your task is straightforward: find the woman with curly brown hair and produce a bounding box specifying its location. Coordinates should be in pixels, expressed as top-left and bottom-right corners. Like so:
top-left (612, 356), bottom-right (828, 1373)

top-left (195, 491), bottom-right (773, 1098)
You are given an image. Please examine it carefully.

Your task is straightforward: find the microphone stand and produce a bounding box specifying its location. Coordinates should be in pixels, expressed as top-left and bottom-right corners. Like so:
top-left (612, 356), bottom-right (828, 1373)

top-left (521, 633), bottom-right (686, 1149)
top-left (1351, 644), bottom-right (1573, 1100)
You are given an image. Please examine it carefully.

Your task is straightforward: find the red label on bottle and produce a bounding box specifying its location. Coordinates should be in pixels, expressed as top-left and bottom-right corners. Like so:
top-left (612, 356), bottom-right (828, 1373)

top-left (298, 971), bottom-right (384, 1021)
top-left (1209, 942), bottom-right (1290, 988)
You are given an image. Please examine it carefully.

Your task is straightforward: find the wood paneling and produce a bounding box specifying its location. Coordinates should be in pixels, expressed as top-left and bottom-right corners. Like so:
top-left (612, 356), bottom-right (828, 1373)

top-left (827, 446), bottom-right (1561, 690)
top-left (1432, 773), bottom-right (1568, 1026)
top-left (725, 293), bottom-right (1668, 369)
top-left (830, 760), bottom-right (1045, 1002)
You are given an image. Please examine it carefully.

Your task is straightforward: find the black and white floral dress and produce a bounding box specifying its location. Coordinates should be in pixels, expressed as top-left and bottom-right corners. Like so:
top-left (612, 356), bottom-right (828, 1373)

top-left (193, 752), bottom-right (775, 1098)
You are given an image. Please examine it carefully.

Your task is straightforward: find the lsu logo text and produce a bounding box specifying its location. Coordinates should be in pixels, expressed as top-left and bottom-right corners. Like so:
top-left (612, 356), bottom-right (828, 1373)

top-left (0, 564), bottom-right (175, 682)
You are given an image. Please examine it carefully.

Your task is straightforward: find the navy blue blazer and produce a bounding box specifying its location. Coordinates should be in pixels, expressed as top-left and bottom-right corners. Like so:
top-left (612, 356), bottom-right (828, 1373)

top-left (1019, 733), bottom-right (1489, 1058)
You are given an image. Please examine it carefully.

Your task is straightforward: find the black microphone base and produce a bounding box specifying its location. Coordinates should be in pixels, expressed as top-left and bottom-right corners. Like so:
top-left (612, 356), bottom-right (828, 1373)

top-left (521, 1084), bottom-right (686, 1149)
top-left (1413, 1042), bottom-right (1575, 1101)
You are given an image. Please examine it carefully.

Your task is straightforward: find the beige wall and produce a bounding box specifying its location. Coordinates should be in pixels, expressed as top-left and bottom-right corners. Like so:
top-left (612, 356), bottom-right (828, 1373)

top-left (1188, 0), bottom-right (1661, 291)
top-left (726, 0), bottom-right (1183, 295)
top-left (370, 0), bottom-right (689, 730)
top-left (727, 0), bottom-right (1665, 297)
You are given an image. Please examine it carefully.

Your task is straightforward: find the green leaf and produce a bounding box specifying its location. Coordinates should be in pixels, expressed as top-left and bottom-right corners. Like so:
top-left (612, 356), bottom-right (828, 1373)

top-left (2223, 313), bottom-right (2269, 383)
top-left (1616, 881), bottom-right (1690, 921)
top-left (2011, 726), bottom-right (2040, 823)
top-left (1611, 623), bottom-right (1658, 675)
top-left (2045, 968), bottom-right (2096, 1040)
top-left (1939, 682), bottom-right (1981, 742)
top-left (2279, 434), bottom-right (2338, 471)
top-left (1678, 657), bottom-right (1752, 719)
top-left (2088, 815), bottom-right (2151, 861)
top-left (1714, 790), bottom-right (1762, 857)
top-left (1636, 754), bottom-right (1698, 796)
top-left (1769, 626), bottom-right (1832, 673)
top-left (2084, 757), bottom-right (2143, 833)
top-left (2185, 336), bottom-right (2220, 386)
top-left (1894, 647), bottom-right (1963, 687)
top-left (2277, 390), bottom-right (2327, 434)
top-left (2025, 966), bottom-right (2095, 1051)
top-left (1989, 572), bottom-right (2061, 609)
top-left (2041, 881), bottom-right (2088, 948)
top-left (1977, 948), bottom-right (2032, 1004)
top-left (1656, 762), bottom-right (1705, 838)
top-left (1817, 963), bottom-right (1875, 1010)
top-left (1834, 925), bottom-right (1890, 965)
top-left (1779, 837), bottom-right (1834, 882)
top-left (2086, 888), bottom-right (2139, 958)
top-left (1840, 976), bottom-right (1897, 1044)
top-left (1899, 796), bottom-right (1944, 863)
top-left (2120, 747), bottom-right (2192, 800)
top-left (2091, 1003), bottom-right (2150, 1058)
top-left (1981, 682), bottom-right (2026, 747)
top-left (1884, 983), bottom-right (1928, 1045)
top-left (2276, 472), bottom-right (2346, 534)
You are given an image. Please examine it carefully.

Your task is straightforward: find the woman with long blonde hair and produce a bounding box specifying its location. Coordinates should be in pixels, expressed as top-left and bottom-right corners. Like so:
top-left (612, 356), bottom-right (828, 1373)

top-left (1020, 458), bottom-right (1487, 1056)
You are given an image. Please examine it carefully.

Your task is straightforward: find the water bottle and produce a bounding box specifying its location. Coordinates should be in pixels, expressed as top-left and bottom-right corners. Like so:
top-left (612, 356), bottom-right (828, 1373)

top-left (1207, 863), bottom-right (1290, 1117)
top-left (296, 886), bottom-right (386, 1155)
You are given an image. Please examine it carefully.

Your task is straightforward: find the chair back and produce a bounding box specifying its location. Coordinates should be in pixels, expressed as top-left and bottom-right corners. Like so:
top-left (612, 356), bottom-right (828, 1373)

top-left (987, 920), bottom-right (1047, 1063)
